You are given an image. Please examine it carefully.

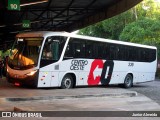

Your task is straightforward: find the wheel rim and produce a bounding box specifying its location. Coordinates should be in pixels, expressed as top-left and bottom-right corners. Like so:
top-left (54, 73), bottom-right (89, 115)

top-left (64, 78), bottom-right (71, 88)
top-left (125, 76), bottom-right (132, 87)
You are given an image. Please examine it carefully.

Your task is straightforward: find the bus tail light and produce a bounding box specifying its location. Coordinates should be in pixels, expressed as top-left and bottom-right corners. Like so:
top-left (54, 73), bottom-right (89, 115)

top-left (26, 70), bottom-right (37, 76)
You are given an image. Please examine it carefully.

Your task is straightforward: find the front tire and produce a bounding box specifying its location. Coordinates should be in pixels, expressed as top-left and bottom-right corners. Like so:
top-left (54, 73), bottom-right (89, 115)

top-left (124, 74), bottom-right (133, 88)
top-left (61, 74), bottom-right (74, 89)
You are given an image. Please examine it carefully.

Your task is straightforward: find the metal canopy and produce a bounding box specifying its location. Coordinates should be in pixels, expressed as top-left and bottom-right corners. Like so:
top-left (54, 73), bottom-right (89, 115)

top-left (0, 0), bottom-right (142, 50)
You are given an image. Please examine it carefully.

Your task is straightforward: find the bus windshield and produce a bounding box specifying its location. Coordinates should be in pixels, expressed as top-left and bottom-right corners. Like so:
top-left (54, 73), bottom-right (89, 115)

top-left (40, 36), bottom-right (67, 67)
top-left (8, 37), bottom-right (43, 70)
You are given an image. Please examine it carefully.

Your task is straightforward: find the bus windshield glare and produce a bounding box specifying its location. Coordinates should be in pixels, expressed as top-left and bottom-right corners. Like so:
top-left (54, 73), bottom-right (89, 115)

top-left (8, 37), bottom-right (43, 69)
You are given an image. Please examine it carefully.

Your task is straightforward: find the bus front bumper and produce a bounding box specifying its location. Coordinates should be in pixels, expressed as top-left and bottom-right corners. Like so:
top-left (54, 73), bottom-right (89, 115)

top-left (6, 71), bottom-right (39, 87)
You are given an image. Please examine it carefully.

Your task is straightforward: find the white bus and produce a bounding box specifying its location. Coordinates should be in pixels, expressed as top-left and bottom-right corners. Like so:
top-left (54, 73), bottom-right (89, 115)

top-left (6, 31), bottom-right (157, 88)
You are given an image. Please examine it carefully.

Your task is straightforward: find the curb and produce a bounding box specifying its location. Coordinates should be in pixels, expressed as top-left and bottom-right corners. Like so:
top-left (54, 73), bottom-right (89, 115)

top-left (6, 92), bottom-right (137, 102)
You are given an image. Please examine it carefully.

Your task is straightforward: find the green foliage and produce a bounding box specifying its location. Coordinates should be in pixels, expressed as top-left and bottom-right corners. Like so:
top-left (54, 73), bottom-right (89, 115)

top-left (79, 23), bottom-right (105, 38)
top-left (0, 50), bottom-right (2, 57)
top-left (0, 49), bottom-right (11, 59)
top-left (120, 18), bottom-right (160, 42)
top-left (79, 0), bottom-right (160, 58)
top-left (79, 11), bottom-right (133, 40)
top-left (120, 18), bottom-right (160, 57)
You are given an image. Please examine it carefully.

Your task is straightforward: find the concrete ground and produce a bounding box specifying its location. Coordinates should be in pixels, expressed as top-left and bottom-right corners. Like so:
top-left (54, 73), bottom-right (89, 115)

top-left (0, 78), bottom-right (160, 119)
top-left (130, 79), bottom-right (160, 105)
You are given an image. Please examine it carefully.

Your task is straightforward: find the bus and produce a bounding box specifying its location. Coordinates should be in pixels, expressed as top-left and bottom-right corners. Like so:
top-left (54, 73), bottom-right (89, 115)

top-left (6, 31), bottom-right (157, 88)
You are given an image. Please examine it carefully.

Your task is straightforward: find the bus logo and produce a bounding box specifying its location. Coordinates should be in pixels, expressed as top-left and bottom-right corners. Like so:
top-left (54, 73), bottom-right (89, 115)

top-left (70, 60), bottom-right (88, 70)
top-left (88, 60), bottom-right (114, 85)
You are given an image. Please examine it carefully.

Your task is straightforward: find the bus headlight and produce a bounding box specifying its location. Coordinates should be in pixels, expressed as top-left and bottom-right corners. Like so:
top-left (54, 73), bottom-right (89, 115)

top-left (26, 70), bottom-right (37, 76)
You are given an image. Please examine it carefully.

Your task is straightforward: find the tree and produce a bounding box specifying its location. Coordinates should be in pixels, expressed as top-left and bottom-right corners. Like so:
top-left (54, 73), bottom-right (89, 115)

top-left (78, 10), bottom-right (134, 39)
top-left (120, 18), bottom-right (160, 57)
top-left (120, 18), bottom-right (160, 42)
top-left (79, 0), bottom-right (160, 39)
top-left (119, 0), bottom-right (160, 57)
top-left (79, 0), bottom-right (160, 57)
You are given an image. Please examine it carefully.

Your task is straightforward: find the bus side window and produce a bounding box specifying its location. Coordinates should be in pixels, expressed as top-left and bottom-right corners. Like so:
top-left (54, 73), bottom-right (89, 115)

top-left (64, 39), bottom-right (75, 59)
top-left (114, 45), bottom-right (119, 60)
top-left (85, 41), bottom-right (93, 59)
top-left (118, 45), bottom-right (124, 60)
top-left (64, 44), bottom-right (73, 59)
top-left (73, 39), bottom-right (85, 58)
top-left (93, 42), bottom-right (98, 59)
top-left (109, 45), bottom-right (115, 60)
top-left (105, 44), bottom-right (110, 60)
top-left (140, 48), bottom-right (146, 62)
top-left (149, 49), bottom-right (156, 62)
top-left (64, 38), bottom-right (85, 59)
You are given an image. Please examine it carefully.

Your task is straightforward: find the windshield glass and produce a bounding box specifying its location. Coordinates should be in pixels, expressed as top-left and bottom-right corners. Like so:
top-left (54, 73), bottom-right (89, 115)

top-left (8, 37), bottom-right (43, 70)
top-left (40, 36), bottom-right (67, 67)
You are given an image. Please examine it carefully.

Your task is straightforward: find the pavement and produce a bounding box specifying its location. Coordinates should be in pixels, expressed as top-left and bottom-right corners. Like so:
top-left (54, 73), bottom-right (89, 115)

top-left (0, 77), bottom-right (137, 99)
top-left (1, 77), bottom-right (160, 116)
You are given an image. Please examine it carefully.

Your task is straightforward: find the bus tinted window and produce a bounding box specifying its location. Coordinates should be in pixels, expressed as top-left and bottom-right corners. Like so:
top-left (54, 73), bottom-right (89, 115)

top-left (85, 41), bottom-right (94, 59)
top-left (64, 38), bottom-right (156, 62)
top-left (40, 36), bottom-right (66, 67)
top-left (64, 38), bottom-right (85, 59)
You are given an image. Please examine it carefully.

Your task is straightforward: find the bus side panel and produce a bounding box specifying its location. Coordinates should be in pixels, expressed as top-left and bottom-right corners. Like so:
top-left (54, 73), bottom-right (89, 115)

top-left (51, 72), bottom-right (59, 87)
top-left (109, 72), bottom-right (121, 84)
top-left (38, 71), bottom-right (51, 87)
top-left (137, 72), bottom-right (155, 82)
top-left (78, 72), bottom-right (87, 85)
top-left (109, 60), bottom-right (156, 84)
top-left (59, 59), bottom-right (91, 86)
top-left (59, 59), bottom-right (87, 86)
top-left (109, 61), bottom-right (132, 84)
top-left (133, 72), bottom-right (139, 83)
top-left (37, 65), bottom-right (60, 87)
top-left (37, 59), bottom-right (157, 88)
top-left (60, 59), bottom-right (114, 86)
top-left (133, 61), bottom-right (156, 82)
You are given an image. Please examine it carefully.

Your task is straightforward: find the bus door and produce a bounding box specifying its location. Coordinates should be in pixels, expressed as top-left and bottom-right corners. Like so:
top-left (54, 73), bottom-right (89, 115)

top-left (39, 36), bottom-right (66, 87)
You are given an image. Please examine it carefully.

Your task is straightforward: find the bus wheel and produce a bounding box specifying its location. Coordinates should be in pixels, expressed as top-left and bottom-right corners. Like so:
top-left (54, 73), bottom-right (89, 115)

top-left (124, 74), bottom-right (133, 88)
top-left (61, 74), bottom-right (74, 89)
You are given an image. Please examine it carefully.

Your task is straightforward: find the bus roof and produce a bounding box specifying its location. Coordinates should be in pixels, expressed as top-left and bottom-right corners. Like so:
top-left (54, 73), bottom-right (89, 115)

top-left (16, 31), bottom-right (157, 49)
